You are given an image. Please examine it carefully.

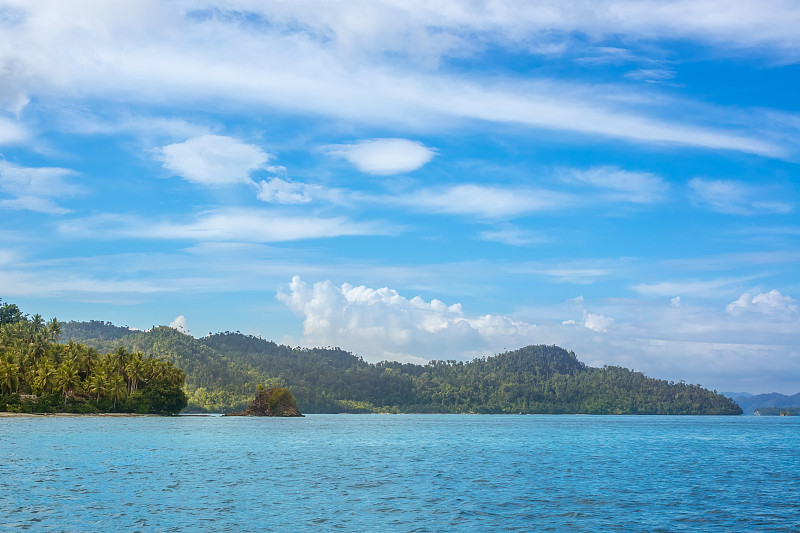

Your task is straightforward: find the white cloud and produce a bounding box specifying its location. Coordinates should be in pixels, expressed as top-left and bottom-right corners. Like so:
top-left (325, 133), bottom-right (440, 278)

top-left (1, 2), bottom-right (791, 156)
top-left (689, 178), bottom-right (794, 215)
top-left (0, 268), bottom-right (174, 299)
top-left (0, 160), bottom-right (80, 213)
top-left (0, 117), bottom-right (27, 144)
top-left (277, 276), bottom-right (625, 363)
top-left (277, 276), bottom-right (539, 362)
top-left (726, 290), bottom-right (798, 316)
top-left (584, 310), bottom-right (615, 332)
top-left (256, 178), bottom-right (313, 204)
top-left (633, 276), bottom-right (756, 297)
top-left (155, 135), bottom-right (270, 186)
top-left (567, 166), bottom-right (668, 204)
top-left (59, 209), bottom-right (393, 243)
top-left (405, 184), bottom-right (570, 219)
top-left (479, 226), bottom-right (547, 246)
top-left (508, 260), bottom-right (623, 284)
top-left (0, 196), bottom-right (70, 215)
top-left (327, 138), bottom-right (436, 175)
top-left (169, 315), bottom-right (190, 335)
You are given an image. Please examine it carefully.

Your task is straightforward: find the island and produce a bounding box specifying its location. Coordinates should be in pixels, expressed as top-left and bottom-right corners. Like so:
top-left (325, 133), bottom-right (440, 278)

top-left (224, 387), bottom-right (303, 417)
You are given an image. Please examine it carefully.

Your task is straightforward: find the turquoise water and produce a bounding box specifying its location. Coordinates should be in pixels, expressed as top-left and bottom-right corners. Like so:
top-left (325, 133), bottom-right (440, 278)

top-left (2, 415), bottom-right (798, 532)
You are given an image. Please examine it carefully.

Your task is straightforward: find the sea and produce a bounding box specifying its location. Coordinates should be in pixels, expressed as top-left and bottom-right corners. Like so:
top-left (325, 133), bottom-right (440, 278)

top-left (2, 414), bottom-right (798, 532)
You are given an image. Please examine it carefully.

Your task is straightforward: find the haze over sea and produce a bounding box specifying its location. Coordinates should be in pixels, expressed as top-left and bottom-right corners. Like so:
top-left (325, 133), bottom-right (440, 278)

top-left (3, 415), bottom-right (798, 532)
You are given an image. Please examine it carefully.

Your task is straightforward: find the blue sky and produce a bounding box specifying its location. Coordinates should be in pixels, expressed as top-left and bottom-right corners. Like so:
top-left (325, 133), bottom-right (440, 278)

top-left (1, 1), bottom-right (799, 393)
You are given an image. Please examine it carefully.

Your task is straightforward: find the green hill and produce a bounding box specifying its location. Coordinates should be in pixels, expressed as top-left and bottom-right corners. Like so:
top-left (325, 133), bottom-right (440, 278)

top-left (61, 319), bottom-right (742, 415)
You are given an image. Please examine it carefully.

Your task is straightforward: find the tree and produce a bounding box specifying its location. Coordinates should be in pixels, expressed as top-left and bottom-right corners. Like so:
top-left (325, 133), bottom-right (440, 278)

top-left (55, 361), bottom-right (81, 407)
top-left (0, 300), bottom-right (25, 326)
top-left (0, 361), bottom-right (20, 394)
top-left (86, 372), bottom-right (107, 404)
top-left (107, 374), bottom-right (127, 410)
top-left (33, 359), bottom-right (56, 393)
top-left (125, 354), bottom-right (145, 394)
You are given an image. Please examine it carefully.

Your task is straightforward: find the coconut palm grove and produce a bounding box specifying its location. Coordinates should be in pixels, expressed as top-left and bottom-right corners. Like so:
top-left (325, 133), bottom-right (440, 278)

top-left (0, 300), bottom-right (187, 415)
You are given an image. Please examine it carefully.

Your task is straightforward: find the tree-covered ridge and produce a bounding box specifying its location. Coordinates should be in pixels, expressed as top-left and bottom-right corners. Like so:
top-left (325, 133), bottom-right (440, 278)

top-left (61, 319), bottom-right (742, 415)
top-left (0, 301), bottom-right (187, 415)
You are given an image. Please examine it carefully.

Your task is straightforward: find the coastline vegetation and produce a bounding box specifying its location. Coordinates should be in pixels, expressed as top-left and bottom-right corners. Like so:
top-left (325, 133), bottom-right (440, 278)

top-left (0, 300), bottom-right (187, 415)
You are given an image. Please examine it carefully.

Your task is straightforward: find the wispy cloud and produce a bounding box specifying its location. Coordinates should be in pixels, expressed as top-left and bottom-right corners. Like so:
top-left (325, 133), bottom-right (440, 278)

top-left (2, 2), bottom-right (794, 157)
top-left (0, 117), bottom-right (27, 144)
top-left (632, 276), bottom-right (758, 298)
top-left (479, 225), bottom-right (548, 246)
top-left (401, 184), bottom-right (571, 219)
top-left (58, 209), bottom-right (395, 243)
top-left (565, 166), bottom-right (669, 204)
top-left (689, 178), bottom-right (794, 215)
top-left (0, 160), bottom-right (81, 214)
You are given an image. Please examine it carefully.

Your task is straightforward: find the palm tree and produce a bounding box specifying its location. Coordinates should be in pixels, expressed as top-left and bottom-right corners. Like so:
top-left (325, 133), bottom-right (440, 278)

top-left (0, 361), bottom-right (19, 395)
top-left (107, 375), bottom-right (127, 410)
top-left (33, 359), bottom-right (56, 394)
top-left (111, 347), bottom-right (131, 376)
top-left (47, 318), bottom-right (62, 343)
top-left (125, 354), bottom-right (145, 395)
top-left (86, 373), bottom-right (107, 404)
top-left (55, 361), bottom-right (81, 408)
top-left (31, 314), bottom-right (45, 333)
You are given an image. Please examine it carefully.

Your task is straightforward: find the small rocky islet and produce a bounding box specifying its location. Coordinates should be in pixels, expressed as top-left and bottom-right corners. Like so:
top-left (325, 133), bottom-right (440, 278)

top-left (224, 387), bottom-right (303, 417)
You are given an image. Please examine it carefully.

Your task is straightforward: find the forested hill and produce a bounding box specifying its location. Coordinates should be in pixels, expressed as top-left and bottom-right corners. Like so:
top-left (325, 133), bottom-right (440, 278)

top-left (61, 320), bottom-right (742, 415)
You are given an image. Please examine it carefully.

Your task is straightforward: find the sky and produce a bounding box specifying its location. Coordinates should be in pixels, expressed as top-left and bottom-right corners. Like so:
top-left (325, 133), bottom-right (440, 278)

top-left (1, 1), bottom-right (799, 394)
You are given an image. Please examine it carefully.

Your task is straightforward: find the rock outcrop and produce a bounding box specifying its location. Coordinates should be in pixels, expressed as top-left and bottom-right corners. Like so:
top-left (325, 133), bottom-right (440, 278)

top-left (225, 387), bottom-right (303, 417)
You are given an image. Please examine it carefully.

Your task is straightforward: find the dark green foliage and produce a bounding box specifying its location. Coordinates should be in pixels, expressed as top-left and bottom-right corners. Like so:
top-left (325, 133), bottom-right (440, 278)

top-left (1, 303), bottom-right (187, 415)
top-left (127, 378), bottom-right (188, 415)
top-left (60, 320), bottom-right (134, 342)
top-left (0, 300), bottom-right (25, 326)
top-left (61, 321), bottom-right (742, 415)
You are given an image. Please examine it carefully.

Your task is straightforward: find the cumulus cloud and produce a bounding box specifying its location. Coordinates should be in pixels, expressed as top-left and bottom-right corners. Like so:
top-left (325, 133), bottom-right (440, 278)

top-left (277, 276), bottom-right (624, 363)
top-left (327, 138), bottom-right (436, 175)
top-left (726, 290), bottom-right (798, 316)
top-left (277, 276), bottom-right (539, 362)
top-left (689, 178), bottom-right (794, 215)
top-left (155, 135), bottom-right (271, 186)
top-left (169, 315), bottom-right (190, 335)
top-left (0, 160), bottom-right (80, 214)
top-left (583, 311), bottom-right (615, 332)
